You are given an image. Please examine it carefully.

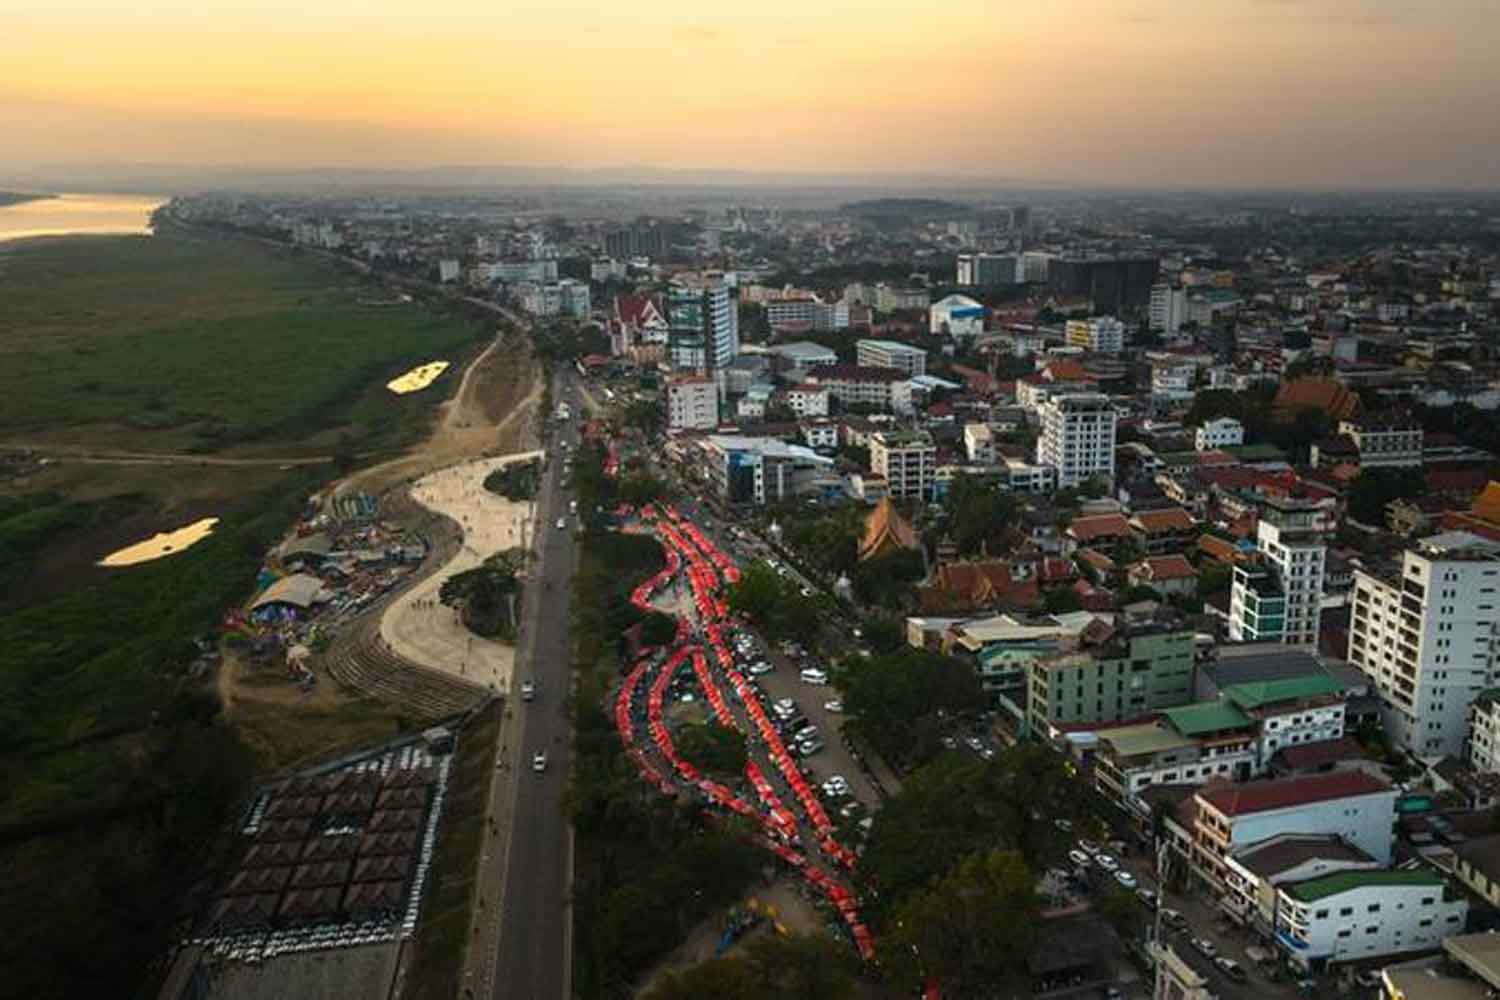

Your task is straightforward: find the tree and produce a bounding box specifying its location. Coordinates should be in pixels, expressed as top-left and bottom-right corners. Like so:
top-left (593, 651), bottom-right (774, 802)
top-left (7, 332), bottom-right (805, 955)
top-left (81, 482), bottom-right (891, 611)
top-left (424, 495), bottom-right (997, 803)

top-left (944, 473), bottom-right (1018, 557)
top-left (639, 610), bottom-right (677, 647)
top-left (840, 648), bottom-right (985, 768)
top-left (850, 548), bottom-right (925, 608)
top-left (439, 555), bottom-right (522, 638)
top-left (619, 472), bottom-right (667, 507)
top-left (676, 722), bottom-right (748, 780)
top-left (642, 933), bottom-right (860, 1000)
top-left (726, 560), bottom-right (783, 622)
top-left (1093, 885), bottom-right (1146, 943)
top-left (881, 849), bottom-right (1040, 998)
top-left (1347, 467), bottom-right (1427, 525)
top-left (624, 399), bottom-right (664, 435)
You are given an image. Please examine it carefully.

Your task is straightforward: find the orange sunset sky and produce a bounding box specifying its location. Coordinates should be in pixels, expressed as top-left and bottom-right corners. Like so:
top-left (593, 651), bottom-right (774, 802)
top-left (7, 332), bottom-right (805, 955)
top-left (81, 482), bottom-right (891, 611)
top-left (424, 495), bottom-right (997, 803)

top-left (4, 0), bottom-right (1498, 188)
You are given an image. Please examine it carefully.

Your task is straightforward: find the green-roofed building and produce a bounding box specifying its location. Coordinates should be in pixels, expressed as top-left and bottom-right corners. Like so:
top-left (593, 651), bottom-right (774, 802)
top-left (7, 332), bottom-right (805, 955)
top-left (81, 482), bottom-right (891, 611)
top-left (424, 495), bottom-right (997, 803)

top-left (1217, 672), bottom-right (1350, 771)
top-left (1160, 700), bottom-right (1253, 737)
top-left (1225, 443), bottom-right (1290, 464)
top-left (1275, 868), bottom-right (1467, 972)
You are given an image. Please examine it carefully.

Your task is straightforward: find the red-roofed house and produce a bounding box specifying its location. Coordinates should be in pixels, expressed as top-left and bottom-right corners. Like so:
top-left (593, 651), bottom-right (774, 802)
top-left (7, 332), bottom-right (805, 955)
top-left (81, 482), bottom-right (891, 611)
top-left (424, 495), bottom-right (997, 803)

top-left (1066, 513), bottom-right (1132, 551)
top-left (1129, 507), bottom-right (1199, 554)
top-left (610, 293), bottom-right (668, 354)
top-left (1189, 771), bottom-right (1395, 889)
top-left (1127, 555), bottom-right (1199, 598)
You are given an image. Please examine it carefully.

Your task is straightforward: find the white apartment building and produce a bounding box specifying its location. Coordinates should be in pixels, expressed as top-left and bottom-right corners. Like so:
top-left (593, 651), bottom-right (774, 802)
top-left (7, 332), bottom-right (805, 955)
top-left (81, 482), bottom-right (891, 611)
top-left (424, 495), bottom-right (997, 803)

top-left (668, 280), bottom-right (739, 374)
top-left (1337, 416), bottom-right (1423, 469)
top-left (1022, 251), bottom-right (1055, 283)
top-left (1275, 870), bottom-right (1467, 972)
top-left (1348, 531), bottom-right (1500, 758)
top-left (1467, 690), bottom-right (1500, 773)
top-left (1036, 393), bottom-right (1117, 489)
top-left (870, 430), bottom-right (937, 500)
top-left (1190, 771), bottom-right (1397, 891)
top-left (1150, 284), bottom-right (1188, 336)
top-left (856, 339), bottom-right (927, 377)
top-left (1002, 456), bottom-right (1057, 493)
top-left (438, 259), bottom-right (461, 283)
top-left (1229, 495), bottom-right (1330, 649)
top-left (780, 384), bottom-right (830, 418)
top-left (1221, 834), bottom-right (1382, 935)
top-left (1065, 316), bottom-right (1126, 354)
top-left (518, 279), bottom-right (590, 319)
top-left (665, 376), bottom-right (719, 432)
top-left (963, 423), bottom-right (997, 465)
top-left (478, 259), bottom-right (558, 284)
top-left (766, 296), bottom-right (849, 332)
top-left (1195, 417), bottom-right (1245, 451)
top-left (807, 366), bottom-right (914, 415)
top-left (800, 421), bottom-right (839, 451)
top-left (1151, 360), bottom-right (1197, 400)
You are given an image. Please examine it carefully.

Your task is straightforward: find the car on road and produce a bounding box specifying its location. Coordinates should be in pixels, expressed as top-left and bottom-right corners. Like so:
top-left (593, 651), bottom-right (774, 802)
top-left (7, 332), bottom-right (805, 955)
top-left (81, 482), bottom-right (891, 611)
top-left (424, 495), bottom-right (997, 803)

top-left (532, 751), bottom-right (548, 773)
top-left (1068, 849), bottom-right (1091, 868)
top-left (839, 801), bottom-right (865, 820)
top-left (520, 679), bottom-right (536, 701)
top-left (1354, 970), bottom-right (1381, 988)
top-left (797, 738), bottom-right (825, 756)
top-left (749, 661), bottom-right (774, 676)
top-left (800, 586), bottom-right (813, 597)
top-left (799, 668), bottom-right (829, 685)
top-left (555, 517), bottom-right (566, 529)
top-left (1190, 937), bottom-right (1217, 960)
top-left (823, 699), bottom-right (843, 713)
top-left (1135, 888), bottom-right (1158, 910)
top-left (1213, 957), bottom-right (1247, 983)
top-left (1113, 870), bottom-right (1138, 889)
top-left (1078, 839), bottom-right (1101, 856)
top-left (1161, 908), bottom-right (1188, 930)
top-left (1093, 854), bottom-right (1119, 872)
top-left (965, 736), bottom-right (985, 753)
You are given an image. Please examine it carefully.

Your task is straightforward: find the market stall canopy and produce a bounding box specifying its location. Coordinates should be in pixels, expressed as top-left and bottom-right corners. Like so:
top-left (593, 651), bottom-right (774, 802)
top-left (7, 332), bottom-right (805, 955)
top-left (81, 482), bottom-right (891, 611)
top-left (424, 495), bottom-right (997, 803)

top-left (251, 573), bottom-right (332, 612)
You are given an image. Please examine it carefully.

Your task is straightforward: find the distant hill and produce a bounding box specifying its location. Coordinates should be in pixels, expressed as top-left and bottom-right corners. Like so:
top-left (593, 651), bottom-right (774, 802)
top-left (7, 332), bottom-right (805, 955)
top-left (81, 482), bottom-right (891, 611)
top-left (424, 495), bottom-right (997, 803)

top-left (841, 197), bottom-right (969, 219)
top-left (0, 191), bottom-right (52, 208)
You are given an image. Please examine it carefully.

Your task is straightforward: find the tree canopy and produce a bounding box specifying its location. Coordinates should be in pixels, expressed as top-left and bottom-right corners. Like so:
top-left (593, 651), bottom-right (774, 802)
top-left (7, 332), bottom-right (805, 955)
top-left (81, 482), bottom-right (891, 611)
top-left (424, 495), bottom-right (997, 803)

top-left (675, 722), bottom-right (748, 781)
top-left (944, 473), bottom-right (1019, 557)
top-left (839, 648), bottom-right (985, 769)
top-left (1347, 467), bottom-right (1427, 525)
top-left (642, 932), bottom-right (860, 1000)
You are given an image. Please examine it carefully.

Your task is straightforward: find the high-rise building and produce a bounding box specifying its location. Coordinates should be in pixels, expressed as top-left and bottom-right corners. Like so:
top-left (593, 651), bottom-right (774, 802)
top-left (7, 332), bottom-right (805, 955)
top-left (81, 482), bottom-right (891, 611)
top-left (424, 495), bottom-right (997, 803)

top-left (604, 219), bottom-right (668, 259)
top-left (956, 252), bottom-right (1020, 288)
top-left (1349, 531), bottom-right (1500, 758)
top-left (1048, 254), bottom-right (1160, 313)
top-left (870, 430), bottom-right (937, 500)
top-left (1229, 495), bottom-right (1332, 649)
top-left (1036, 393), bottom-right (1117, 489)
top-left (667, 280), bottom-right (739, 374)
top-left (1149, 283), bottom-right (1188, 335)
top-left (1021, 251), bottom-right (1055, 283)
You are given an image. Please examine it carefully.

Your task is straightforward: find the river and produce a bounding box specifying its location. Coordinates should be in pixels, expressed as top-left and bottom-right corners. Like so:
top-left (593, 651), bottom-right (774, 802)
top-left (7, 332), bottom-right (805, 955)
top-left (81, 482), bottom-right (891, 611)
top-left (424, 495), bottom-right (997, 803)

top-left (0, 192), bottom-right (165, 242)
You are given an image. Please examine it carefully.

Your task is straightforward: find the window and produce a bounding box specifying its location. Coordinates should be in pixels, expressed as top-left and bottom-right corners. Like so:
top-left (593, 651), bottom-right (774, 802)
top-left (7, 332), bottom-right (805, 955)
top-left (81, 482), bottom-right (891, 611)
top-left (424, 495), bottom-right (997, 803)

top-left (1339, 907), bottom-right (1353, 916)
top-left (1368, 904), bottom-right (1381, 913)
top-left (1337, 929), bottom-right (1352, 938)
top-left (1366, 926), bottom-right (1378, 935)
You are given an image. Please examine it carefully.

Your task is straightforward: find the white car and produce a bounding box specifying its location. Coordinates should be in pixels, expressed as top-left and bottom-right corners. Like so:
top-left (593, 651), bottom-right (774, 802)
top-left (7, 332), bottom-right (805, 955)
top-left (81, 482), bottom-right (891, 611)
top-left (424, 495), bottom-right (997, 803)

top-left (555, 517), bottom-right (566, 530)
top-left (1094, 854), bottom-right (1120, 872)
top-left (748, 661), bottom-right (774, 676)
top-left (520, 680), bottom-right (535, 701)
top-left (1113, 870), bottom-right (1138, 889)
top-left (1067, 849), bottom-right (1090, 868)
top-left (823, 699), bottom-right (843, 713)
top-left (800, 586), bottom-right (813, 597)
top-left (799, 668), bottom-right (829, 685)
top-left (532, 751), bottom-right (548, 773)
top-left (774, 698), bottom-right (796, 712)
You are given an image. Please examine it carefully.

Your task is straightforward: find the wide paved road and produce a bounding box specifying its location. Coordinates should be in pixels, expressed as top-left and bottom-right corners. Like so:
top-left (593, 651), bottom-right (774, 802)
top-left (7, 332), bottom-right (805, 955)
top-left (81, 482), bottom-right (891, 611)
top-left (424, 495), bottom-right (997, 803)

top-left (487, 367), bottom-right (580, 1000)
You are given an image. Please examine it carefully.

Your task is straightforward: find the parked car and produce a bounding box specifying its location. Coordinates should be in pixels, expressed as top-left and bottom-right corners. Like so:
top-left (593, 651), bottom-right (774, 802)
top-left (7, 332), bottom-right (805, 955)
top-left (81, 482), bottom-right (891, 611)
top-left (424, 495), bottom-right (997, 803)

top-left (1093, 854), bottom-right (1119, 872)
top-left (1078, 839), bottom-right (1101, 856)
top-left (823, 699), bottom-right (843, 713)
top-left (799, 668), bottom-right (829, 685)
top-left (1135, 888), bottom-right (1158, 910)
top-left (749, 661), bottom-right (774, 676)
top-left (556, 517), bottom-right (566, 530)
top-left (1214, 957), bottom-right (1247, 982)
top-left (774, 698), bottom-right (796, 713)
top-left (520, 679), bottom-right (536, 701)
top-left (1161, 908), bottom-right (1188, 930)
top-left (1191, 937), bottom-right (1217, 960)
top-left (532, 751), bottom-right (548, 773)
top-left (1068, 849), bottom-right (1091, 868)
top-left (797, 738), bottom-right (825, 756)
top-left (1113, 870), bottom-right (1138, 890)
top-left (965, 736), bottom-right (985, 753)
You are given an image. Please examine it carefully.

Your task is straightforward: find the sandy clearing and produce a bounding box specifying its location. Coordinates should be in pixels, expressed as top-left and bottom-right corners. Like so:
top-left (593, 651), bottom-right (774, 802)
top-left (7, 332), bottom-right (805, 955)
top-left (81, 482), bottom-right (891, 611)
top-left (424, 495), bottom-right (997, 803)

top-left (377, 451), bottom-right (544, 692)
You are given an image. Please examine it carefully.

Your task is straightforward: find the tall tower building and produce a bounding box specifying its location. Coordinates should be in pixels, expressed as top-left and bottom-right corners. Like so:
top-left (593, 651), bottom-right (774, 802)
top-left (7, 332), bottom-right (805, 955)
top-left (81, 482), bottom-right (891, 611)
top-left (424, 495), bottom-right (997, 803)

top-left (1229, 495), bottom-right (1332, 649)
top-left (1036, 393), bottom-right (1117, 489)
top-left (667, 280), bottom-right (738, 375)
top-left (1348, 531), bottom-right (1500, 758)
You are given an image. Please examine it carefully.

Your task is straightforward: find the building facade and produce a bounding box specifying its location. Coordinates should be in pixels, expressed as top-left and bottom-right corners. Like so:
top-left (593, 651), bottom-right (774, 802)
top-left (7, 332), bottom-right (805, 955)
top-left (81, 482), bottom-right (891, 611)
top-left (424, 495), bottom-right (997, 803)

top-left (1348, 531), bottom-right (1500, 758)
top-left (1195, 417), bottom-right (1245, 451)
top-left (1036, 393), bottom-right (1118, 489)
top-left (808, 365), bottom-right (915, 415)
top-left (667, 280), bottom-right (739, 374)
top-left (856, 339), bottom-right (928, 377)
top-left (956, 252), bottom-right (1021, 288)
top-left (1275, 871), bottom-right (1467, 972)
top-left (1065, 316), bottom-right (1126, 354)
top-left (1229, 495), bottom-right (1330, 649)
top-left (1027, 626), bottom-right (1196, 735)
top-left (1150, 284), bottom-right (1188, 336)
top-left (665, 376), bottom-right (719, 432)
top-left (870, 430), bottom-right (937, 500)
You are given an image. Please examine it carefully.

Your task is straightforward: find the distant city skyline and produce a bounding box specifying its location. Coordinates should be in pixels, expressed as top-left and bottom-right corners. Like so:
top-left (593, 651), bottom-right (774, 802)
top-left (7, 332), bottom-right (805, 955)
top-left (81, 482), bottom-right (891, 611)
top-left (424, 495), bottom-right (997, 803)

top-left (6, 0), bottom-right (1500, 190)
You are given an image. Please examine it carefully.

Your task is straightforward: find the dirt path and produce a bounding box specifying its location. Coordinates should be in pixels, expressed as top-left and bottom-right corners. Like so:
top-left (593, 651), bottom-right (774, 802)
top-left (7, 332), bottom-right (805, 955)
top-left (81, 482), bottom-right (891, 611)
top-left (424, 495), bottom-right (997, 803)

top-left (334, 328), bottom-right (543, 498)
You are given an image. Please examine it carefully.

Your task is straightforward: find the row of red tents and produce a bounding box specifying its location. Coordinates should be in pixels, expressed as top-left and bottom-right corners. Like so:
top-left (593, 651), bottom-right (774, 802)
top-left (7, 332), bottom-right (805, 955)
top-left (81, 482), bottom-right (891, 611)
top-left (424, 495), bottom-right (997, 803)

top-left (610, 508), bottom-right (874, 961)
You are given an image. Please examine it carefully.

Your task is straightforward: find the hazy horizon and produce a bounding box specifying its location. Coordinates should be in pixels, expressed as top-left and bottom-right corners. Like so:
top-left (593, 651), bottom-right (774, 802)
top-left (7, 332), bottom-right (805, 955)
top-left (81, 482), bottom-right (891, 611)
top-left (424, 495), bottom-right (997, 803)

top-left (6, 0), bottom-right (1500, 191)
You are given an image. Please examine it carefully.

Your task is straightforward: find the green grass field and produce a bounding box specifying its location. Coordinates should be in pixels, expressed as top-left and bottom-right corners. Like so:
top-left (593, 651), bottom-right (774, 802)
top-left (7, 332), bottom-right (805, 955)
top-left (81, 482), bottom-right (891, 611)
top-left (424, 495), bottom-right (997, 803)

top-left (0, 234), bottom-right (485, 450)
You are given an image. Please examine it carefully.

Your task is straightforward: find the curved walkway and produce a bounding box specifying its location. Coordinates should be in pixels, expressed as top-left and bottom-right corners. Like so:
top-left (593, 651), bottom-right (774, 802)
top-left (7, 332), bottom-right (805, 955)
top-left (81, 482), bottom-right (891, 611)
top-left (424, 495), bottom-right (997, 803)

top-left (377, 451), bottom-right (544, 694)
